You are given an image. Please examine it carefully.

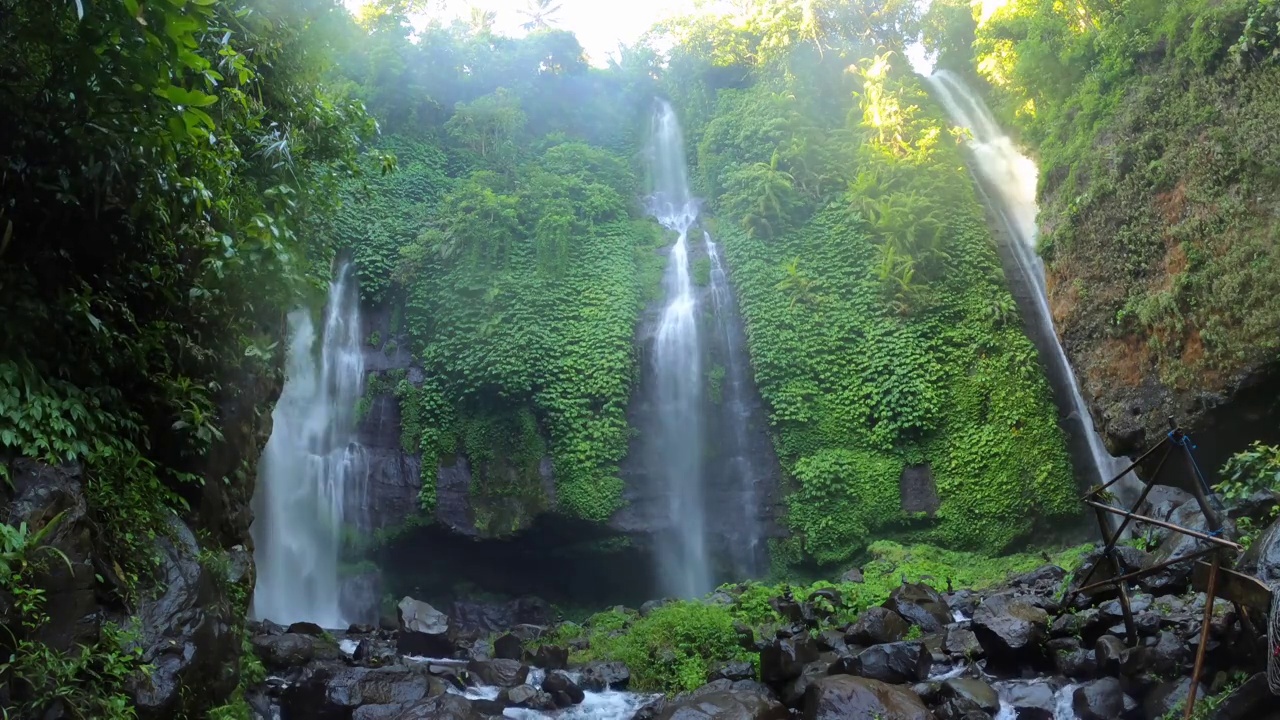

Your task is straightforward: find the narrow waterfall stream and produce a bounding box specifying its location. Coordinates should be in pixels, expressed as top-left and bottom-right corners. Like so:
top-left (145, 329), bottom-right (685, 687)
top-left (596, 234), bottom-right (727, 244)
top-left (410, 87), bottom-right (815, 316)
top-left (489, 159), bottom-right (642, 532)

top-left (706, 233), bottom-right (764, 577)
top-left (647, 100), bottom-right (712, 598)
top-left (924, 70), bottom-right (1142, 508)
top-left (251, 262), bottom-right (368, 628)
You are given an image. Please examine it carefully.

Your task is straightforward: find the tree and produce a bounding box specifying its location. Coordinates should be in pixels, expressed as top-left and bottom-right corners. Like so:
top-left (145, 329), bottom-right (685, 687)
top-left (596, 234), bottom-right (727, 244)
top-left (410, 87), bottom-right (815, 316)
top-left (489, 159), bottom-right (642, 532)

top-left (468, 5), bottom-right (497, 35)
top-left (519, 0), bottom-right (563, 31)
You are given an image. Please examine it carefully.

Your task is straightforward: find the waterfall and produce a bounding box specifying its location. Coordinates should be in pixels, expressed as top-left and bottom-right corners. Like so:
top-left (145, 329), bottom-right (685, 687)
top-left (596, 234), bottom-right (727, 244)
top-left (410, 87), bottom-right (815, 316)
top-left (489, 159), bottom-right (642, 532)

top-left (251, 262), bottom-right (368, 628)
top-left (706, 232), bottom-right (764, 577)
top-left (924, 70), bottom-right (1140, 507)
top-left (646, 100), bottom-right (712, 598)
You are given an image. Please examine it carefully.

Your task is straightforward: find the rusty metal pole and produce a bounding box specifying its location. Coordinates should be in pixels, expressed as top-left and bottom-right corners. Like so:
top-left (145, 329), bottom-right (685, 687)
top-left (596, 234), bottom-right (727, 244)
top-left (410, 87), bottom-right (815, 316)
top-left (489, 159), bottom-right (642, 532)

top-left (1184, 554), bottom-right (1220, 720)
top-left (1092, 502), bottom-right (1139, 645)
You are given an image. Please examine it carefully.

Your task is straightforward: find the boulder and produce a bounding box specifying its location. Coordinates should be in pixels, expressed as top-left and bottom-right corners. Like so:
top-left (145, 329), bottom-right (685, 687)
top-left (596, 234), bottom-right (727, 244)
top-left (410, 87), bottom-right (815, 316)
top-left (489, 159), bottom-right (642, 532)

top-left (1054, 648), bottom-right (1096, 679)
top-left (449, 596), bottom-right (552, 634)
top-left (1143, 677), bottom-right (1205, 720)
top-left (282, 664), bottom-right (447, 718)
top-left (941, 678), bottom-right (999, 714)
top-left (1236, 515), bottom-right (1280, 583)
top-left (579, 660), bottom-right (630, 691)
top-left (883, 583), bottom-right (951, 633)
top-left (396, 597), bottom-right (455, 657)
top-left (532, 644), bottom-right (568, 670)
top-left (851, 641), bottom-right (929, 684)
top-left (393, 694), bottom-right (483, 720)
top-left (287, 621), bottom-right (326, 636)
top-left (971, 592), bottom-right (1049, 671)
top-left (1208, 672), bottom-right (1280, 720)
top-left (252, 633), bottom-right (315, 669)
top-left (492, 633), bottom-right (523, 660)
top-left (1068, 547), bottom-right (1151, 604)
top-left (709, 660), bottom-right (756, 683)
top-left (466, 658), bottom-right (528, 687)
top-left (652, 689), bottom-right (789, 720)
top-left (126, 515), bottom-right (237, 717)
top-left (942, 626), bottom-right (982, 659)
top-left (1095, 635), bottom-right (1125, 676)
top-left (760, 636), bottom-right (820, 686)
top-left (1139, 502), bottom-right (1230, 595)
top-left (503, 684), bottom-right (556, 711)
top-left (801, 676), bottom-right (934, 720)
top-left (782, 658), bottom-right (833, 707)
top-left (1073, 677), bottom-right (1128, 720)
top-left (840, 568), bottom-right (865, 584)
top-left (994, 680), bottom-right (1060, 720)
top-left (542, 670), bottom-right (585, 707)
top-left (846, 607), bottom-right (910, 646)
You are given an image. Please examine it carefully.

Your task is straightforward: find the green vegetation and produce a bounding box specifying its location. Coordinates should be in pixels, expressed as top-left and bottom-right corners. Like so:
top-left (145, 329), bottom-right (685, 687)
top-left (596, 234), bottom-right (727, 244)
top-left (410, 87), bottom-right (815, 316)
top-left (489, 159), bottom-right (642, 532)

top-left (657, 2), bottom-right (1078, 565)
top-left (547, 540), bottom-right (1092, 692)
top-left (935, 0), bottom-right (1280, 399)
top-left (1219, 442), bottom-right (1280, 547)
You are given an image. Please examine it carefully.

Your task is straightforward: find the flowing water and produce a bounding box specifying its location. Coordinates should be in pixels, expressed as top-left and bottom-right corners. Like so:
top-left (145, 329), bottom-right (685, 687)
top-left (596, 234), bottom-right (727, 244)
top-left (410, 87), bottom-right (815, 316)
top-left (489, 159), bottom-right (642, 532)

top-left (706, 232), bottom-right (764, 577)
top-left (925, 70), bottom-right (1141, 508)
top-left (251, 263), bottom-right (368, 628)
top-left (647, 100), bottom-right (712, 598)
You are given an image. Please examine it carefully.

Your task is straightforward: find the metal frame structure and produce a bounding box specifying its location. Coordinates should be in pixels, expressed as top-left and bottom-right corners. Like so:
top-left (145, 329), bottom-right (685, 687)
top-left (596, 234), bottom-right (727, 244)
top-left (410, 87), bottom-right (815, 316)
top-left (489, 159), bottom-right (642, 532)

top-left (1063, 418), bottom-right (1269, 719)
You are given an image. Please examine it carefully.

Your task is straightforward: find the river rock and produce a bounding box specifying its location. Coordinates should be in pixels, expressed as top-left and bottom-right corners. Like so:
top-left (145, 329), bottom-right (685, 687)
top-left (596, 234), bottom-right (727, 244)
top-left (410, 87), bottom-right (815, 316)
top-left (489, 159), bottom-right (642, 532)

top-left (851, 641), bottom-right (929, 684)
top-left (397, 597), bottom-right (455, 657)
top-left (532, 644), bottom-right (569, 670)
top-left (760, 636), bottom-right (820, 686)
top-left (492, 633), bottom-right (523, 660)
top-left (994, 680), bottom-right (1060, 720)
top-left (883, 583), bottom-right (951, 633)
top-left (971, 592), bottom-right (1049, 671)
top-left (941, 678), bottom-right (999, 714)
top-left (801, 675), bottom-right (933, 720)
top-left (1068, 547), bottom-right (1150, 604)
top-left (1122, 630), bottom-right (1188, 678)
top-left (579, 660), bottom-right (630, 691)
top-left (1236, 515), bottom-right (1280, 583)
top-left (393, 694), bottom-right (483, 720)
top-left (467, 658), bottom-right (528, 687)
top-left (710, 660), bottom-right (756, 683)
top-left (1072, 677), bottom-right (1129, 720)
top-left (1139, 502), bottom-right (1224, 595)
top-left (253, 633), bottom-right (315, 668)
top-left (1095, 635), bottom-right (1125, 676)
top-left (542, 670), bottom-right (585, 707)
top-left (449, 596), bottom-right (552, 634)
top-left (283, 664), bottom-right (447, 718)
top-left (846, 607), bottom-right (910, 646)
top-left (503, 684), bottom-right (556, 710)
top-left (943, 626), bottom-right (982, 659)
top-left (1143, 677), bottom-right (1205, 720)
top-left (782, 658), bottom-right (833, 707)
top-left (287, 621), bottom-right (326, 636)
top-left (652, 689), bottom-right (789, 720)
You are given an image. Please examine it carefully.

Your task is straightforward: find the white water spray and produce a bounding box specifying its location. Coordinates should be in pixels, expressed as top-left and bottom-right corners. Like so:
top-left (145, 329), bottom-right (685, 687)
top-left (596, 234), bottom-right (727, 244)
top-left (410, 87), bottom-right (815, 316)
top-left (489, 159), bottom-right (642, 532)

top-left (925, 70), bottom-right (1140, 507)
top-left (251, 263), bottom-right (368, 628)
top-left (647, 100), bottom-right (712, 598)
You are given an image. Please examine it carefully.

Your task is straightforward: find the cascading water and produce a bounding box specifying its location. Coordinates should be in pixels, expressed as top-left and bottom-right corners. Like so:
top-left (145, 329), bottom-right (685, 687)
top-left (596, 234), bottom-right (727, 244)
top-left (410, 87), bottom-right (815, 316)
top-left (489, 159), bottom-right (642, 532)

top-left (924, 70), bottom-right (1140, 507)
top-left (706, 232), bottom-right (764, 577)
top-left (646, 100), bottom-right (712, 598)
top-left (251, 262), bottom-right (368, 628)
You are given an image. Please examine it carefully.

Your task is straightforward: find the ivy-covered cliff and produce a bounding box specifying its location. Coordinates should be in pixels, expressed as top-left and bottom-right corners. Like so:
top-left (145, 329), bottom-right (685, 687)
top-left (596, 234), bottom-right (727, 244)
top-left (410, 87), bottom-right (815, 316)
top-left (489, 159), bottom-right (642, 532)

top-left (928, 0), bottom-right (1280, 471)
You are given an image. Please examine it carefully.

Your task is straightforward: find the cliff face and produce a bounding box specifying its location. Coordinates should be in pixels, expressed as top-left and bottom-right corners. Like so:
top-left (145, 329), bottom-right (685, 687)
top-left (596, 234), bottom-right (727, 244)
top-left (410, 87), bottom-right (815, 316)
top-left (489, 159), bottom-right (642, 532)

top-left (1039, 63), bottom-right (1280, 473)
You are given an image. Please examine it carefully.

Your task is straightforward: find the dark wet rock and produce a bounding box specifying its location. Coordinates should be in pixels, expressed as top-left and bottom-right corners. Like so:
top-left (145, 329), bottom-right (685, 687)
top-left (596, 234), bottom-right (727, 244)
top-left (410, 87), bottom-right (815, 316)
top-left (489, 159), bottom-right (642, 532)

top-left (1011, 565), bottom-right (1068, 589)
top-left (1236, 515), bottom-right (1280, 583)
top-left (770, 595), bottom-right (811, 624)
top-left (851, 641), bottom-right (929, 684)
top-left (1143, 677), bottom-right (1204, 720)
top-left (1054, 647), bottom-right (1096, 679)
top-left (995, 680), bottom-right (1060, 720)
top-left (492, 633), bottom-right (523, 660)
top-left (816, 629), bottom-right (849, 654)
top-left (734, 621), bottom-right (756, 650)
top-left (503, 684), bottom-right (556, 711)
top-left (640, 598), bottom-right (671, 616)
top-left (846, 607), bottom-right (910, 646)
top-left (760, 636), bottom-right (820, 686)
top-left (971, 592), bottom-right (1050, 671)
top-left (710, 660), bottom-right (756, 683)
top-left (287, 621), bottom-right (326, 636)
top-left (1073, 677), bottom-right (1128, 720)
top-left (1140, 502), bottom-right (1228, 595)
top-left (283, 664), bottom-right (447, 719)
top-left (1121, 631), bottom-right (1188, 678)
top-left (941, 678), bottom-right (999, 714)
top-left (353, 704), bottom-right (408, 720)
top-left (542, 670), bottom-right (585, 707)
top-left (449, 596), bottom-right (552, 634)
top-left (911, 681), bottom-right (941, 706)
top-left (801, 675), bottom-right (934, 720)
top-left (650, 689), bottom-right (789, 720)
top-left (935, 696), bottom-right (989, 720)
top-left (509, 623), bottom-right (548, 642)
top-left (943, 626), bottom-right (982, 659)
top-left (467, 659), bottom-right (528, 687)
top-left (349, 623), bottom-right (376, 634)
top-left (397, 597), bottom-right (455, 657)
top-left (579, 660), bottom-right (631, 691)
top-left (126, 515), bottom-right (237, 717)
top-left (393, 694), bottom-right (483, 720)
top-left (1095, 635), bottom-right (1125, 676)
top-left (947, 590), bottom-right (979, 620)
top-left (1208, 672), bottom-right (1278, 720)
top-left (532, 644), bottom-right (568, 670)
top-left (253, 633), bottom-right (314, 669)
top-left (883, 583), bottom-right (951, 633)
top-left (782, 658), bottom-right (834, 707)
top-left (1068, 547), bottom-right (1151, 604)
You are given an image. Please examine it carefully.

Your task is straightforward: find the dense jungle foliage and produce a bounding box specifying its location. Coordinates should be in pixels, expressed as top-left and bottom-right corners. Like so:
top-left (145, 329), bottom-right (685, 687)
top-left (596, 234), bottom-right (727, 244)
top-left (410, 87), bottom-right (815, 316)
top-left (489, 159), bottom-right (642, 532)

top-left (928, 0), bottom-right (1280, 397)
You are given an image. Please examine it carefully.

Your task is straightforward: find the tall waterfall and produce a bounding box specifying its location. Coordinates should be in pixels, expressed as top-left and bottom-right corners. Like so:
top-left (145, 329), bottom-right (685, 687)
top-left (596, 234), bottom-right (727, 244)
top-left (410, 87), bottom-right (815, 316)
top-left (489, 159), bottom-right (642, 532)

top-left (925, 70), bottom-right (1140, 505)
top-left (647, 100), bottom-right (712, 598)
top-left (251, 263), bottom-right (368, 628)
top-left (706, 233), bottom-right (764, 577)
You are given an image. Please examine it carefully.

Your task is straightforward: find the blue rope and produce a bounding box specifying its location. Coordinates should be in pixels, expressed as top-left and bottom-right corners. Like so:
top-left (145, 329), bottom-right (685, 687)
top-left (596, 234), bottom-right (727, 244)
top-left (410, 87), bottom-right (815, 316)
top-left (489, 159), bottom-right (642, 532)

top-left (1169, 430), bottom-right (1214, 496)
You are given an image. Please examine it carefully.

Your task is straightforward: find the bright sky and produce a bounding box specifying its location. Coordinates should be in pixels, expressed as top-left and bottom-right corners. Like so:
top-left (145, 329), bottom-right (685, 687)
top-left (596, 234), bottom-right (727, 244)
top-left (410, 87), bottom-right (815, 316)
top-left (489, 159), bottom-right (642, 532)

top-left (345, 0), bottom-right (711, 65)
